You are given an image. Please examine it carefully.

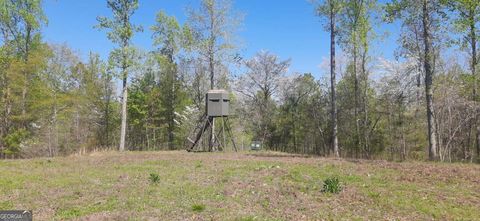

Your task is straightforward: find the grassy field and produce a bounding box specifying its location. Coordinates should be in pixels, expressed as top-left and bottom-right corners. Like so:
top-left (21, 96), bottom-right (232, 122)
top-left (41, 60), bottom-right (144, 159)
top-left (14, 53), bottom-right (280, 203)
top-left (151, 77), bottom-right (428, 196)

top-left (0, 151), bottom-right (479, 220)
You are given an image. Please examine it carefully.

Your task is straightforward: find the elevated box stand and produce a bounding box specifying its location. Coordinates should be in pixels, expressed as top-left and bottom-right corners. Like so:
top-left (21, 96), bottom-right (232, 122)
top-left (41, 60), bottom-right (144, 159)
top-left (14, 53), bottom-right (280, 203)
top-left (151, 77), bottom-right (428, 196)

top-left (206, 90), bottom-right (230, 117)
top-left (187, 89), bottom-right (237, 152)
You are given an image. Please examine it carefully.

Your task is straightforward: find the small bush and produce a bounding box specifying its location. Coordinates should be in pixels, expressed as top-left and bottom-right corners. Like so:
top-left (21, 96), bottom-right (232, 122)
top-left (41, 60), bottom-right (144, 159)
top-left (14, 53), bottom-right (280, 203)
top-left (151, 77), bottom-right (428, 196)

top-left (3, 129), bottom-right (29, 157)
top-left (149, 173), bottom-right (160, 184)
top-left (191, 203), bottom-right (205, 212)
top-left (322, 177), bottom-right (342, 194)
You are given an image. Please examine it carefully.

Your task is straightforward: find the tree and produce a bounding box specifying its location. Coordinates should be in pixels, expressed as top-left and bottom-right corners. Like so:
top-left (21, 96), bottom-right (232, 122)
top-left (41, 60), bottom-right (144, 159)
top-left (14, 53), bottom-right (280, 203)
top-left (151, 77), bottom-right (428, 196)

top-left (96, 0), bottom-right (142, 151)
top-left (0, 0), bottom-right (47, 129)
top-left (378, 58), bottom-right (421, 161)
top-left (314, 0), bottom-right (343, 157)
top-left (83, 52), bottom-right (117, 149)
top-left (187, 0), bottom-right (241, 150)
top-left (187, 0), bottom-right (241, 90)
top-left (280, 74), bottom-right (319, 153)
top-left (443, 0), bottom-right (480, 159)
top-left (386, 0), bottom-right (446, 160)
top-left (237, 51), bottom-right (290, 146)
top-left (341, 0), bottom-right (364, 157)
top-left (0, 44), bottom-right (49, 158)
top-left (151, 11), bottom-right (192, 149)
top-left (40, 44), bottom-right (78, 157)
top-left (335, 0), bottom-right (377, 158)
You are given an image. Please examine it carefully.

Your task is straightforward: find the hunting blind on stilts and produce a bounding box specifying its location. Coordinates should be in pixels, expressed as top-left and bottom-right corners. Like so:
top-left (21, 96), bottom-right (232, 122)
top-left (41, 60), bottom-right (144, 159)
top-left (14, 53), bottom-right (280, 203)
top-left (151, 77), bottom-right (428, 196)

top-left (186, 90), bottom-right (237, 152)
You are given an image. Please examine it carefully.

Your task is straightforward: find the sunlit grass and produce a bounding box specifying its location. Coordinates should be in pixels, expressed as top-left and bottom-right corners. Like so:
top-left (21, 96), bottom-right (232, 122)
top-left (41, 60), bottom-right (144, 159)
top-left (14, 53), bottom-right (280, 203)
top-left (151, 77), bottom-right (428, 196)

top-left (0, 151), bottom-right (478, 220)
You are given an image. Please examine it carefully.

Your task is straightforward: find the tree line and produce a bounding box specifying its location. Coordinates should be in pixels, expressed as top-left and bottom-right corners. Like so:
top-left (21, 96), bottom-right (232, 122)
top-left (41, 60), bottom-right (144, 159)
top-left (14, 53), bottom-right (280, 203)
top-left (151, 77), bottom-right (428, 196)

top-left (0, 0), bottom-right (478, 163)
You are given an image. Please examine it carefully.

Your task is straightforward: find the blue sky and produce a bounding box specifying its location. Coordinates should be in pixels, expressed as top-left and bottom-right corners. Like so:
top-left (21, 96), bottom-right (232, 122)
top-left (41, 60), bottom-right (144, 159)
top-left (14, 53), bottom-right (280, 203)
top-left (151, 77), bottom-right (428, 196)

top-left (43, 0), bottom-right (399, 79)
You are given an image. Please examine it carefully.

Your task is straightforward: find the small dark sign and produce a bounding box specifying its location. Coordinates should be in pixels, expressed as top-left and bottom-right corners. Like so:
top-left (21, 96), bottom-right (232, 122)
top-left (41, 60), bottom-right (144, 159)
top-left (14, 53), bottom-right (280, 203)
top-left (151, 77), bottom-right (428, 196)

top-left (251, 141), bottom-right (262, 150)
top-left (0, 211), bottom-right (32, 221)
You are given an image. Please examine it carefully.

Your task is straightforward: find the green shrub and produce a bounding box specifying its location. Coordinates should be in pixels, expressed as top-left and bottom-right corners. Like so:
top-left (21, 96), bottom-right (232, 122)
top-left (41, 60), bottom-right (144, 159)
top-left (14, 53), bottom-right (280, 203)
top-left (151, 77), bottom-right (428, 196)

top-left (191, 203), bottom-right (205, 212)
top-left (322, 177), bottom-right (342, 194)
top-left (2, 129), bottom-right (29, 157)
top-left (149, 173), bottom-right (160, 184)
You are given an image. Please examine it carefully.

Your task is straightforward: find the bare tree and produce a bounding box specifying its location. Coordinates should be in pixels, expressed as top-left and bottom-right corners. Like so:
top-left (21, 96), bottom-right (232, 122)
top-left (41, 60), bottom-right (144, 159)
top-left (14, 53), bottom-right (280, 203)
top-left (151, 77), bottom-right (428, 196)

top-left (236, 51), bottom-right (290, 146)
top-left (444, 0), bottom-right (480, 159)
top-left (187, 0), bottom-right (242, 150)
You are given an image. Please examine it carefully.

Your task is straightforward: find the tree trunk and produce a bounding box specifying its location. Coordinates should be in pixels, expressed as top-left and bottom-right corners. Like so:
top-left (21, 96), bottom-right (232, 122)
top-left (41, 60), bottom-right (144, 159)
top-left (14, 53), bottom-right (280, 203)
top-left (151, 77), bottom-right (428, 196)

top-left (104, 92), bottom-right (110, 147)
top-left (168, 68), bottom-right (176, 150)
top-left (330, 6), bottom-right (339, 158)
top-left (470, 8), bottom-right (479, 159)
top-left (413, 24), bottom-right (423, 151)
top-left (422, 0), bottom-right (438, 160)
top-left (119, 74), bottom-right (128, 152)
top-left (209, 52), bottom-right (215, 151)
top-left (53, 93), bottom-right (58, 157)
top-left (21, 25), bottom-right (32, 129)
top-left (209, 11), bottom-right (216, 151)
top-left (1, 73), bottom-right (11, 159)
top-left (353, 31), bottom-right (360, 159)
top-left (168, 115), bottom-right (175, 150)
top-left (362, 47), bottom-right (369, 158)
top-left (292, 110), bottom-right (297, 153)
top-left (103, 73), bottom-right (112, 148)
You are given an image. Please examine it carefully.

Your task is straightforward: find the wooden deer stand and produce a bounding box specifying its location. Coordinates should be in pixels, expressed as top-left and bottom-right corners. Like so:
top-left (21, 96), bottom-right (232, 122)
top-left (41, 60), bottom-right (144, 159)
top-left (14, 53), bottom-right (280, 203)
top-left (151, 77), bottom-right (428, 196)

top-left (186, 90), bottom-right (237, 152)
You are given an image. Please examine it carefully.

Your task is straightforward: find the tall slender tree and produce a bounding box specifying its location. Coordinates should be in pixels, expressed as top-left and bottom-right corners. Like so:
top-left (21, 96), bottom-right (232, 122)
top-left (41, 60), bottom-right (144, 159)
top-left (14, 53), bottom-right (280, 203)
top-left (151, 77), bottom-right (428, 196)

top-left (96, 0), bottom-right (142, 151)
top-left (386, 0), bottom-right (445, 160)
top-left (344, 0), bottom-right (364, 157)
top-left (422, 0), bottom-right (438, 160)
top-left (187, 0), bottom-right (241, 150)
top-left (314, 0), bottom-right (344, 157)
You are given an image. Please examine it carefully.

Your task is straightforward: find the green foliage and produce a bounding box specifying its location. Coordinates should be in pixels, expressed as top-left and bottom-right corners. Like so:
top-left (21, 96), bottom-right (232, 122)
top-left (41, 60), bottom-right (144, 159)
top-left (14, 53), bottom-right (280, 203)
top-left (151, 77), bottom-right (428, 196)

top-left (0, 0), bottom-right (47, 55)
top-left (149, 172), bottom-right (160, 184)
top-left (96, 0), bottom-right (143, 77)
top-left (384, 0), bottom-right (409, 23)
top-left (0, 0), bottom-right (477, 163)
top-left (126, 53), bottom-right (191, 150)
top-left (191, 203), bottom-right (205, 212)
top-left (96, 0), bottom-right (143, 78)
top-left (442, 0), bottom-right (480, 41)
top-left (269, 73), bottom-right (322, 152)
top-left (95, 0), bottom-right (142, 46)
top-left (321, 177), bottom-right (342, 194)
top-left (0, 0), bottom-right (50, 157)
top-left (151, 11), bottom-right (183, 55)
top-left (125, 11), bottom-right (193, 150)
top-left (2, 129), bottom-right (29, 156)
top-left (96, 0), bottom-right (143, 152)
